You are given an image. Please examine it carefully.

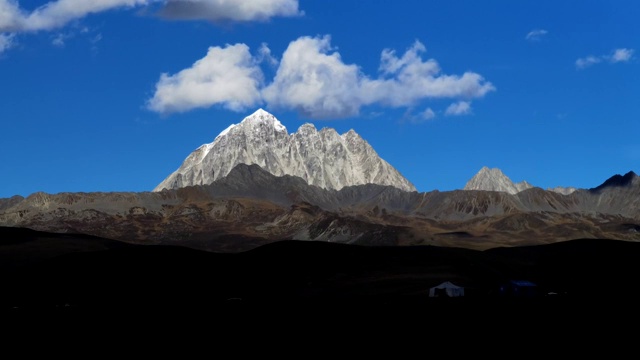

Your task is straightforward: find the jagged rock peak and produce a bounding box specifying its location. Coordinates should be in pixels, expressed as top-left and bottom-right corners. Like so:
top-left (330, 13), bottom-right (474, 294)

top-left (464, 166), bottom-right (533, 195)
top-left (154, 109), bottom-right (416, 192)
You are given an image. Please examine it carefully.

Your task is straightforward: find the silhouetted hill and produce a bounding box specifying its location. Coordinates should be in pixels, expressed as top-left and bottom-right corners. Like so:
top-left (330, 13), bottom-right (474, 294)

top-left (0, 226), bottom-right (133, 270)
top-left (4, 227), bottom-right (640, 320)
top-left (590, 171), bottom-right (638, 192)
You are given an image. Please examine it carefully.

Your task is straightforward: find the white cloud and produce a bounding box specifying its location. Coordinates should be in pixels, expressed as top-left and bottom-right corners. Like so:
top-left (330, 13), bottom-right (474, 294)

top-left (91, 33), bottom-right (102, 43)
top-left (575, 55), bottom-right (602, 69)
top-left (405, 107), bottom-right (436, 124)
top-left (0, 0), bottom-right (23, 31)
top-left (1, 0), bottom-right (150, 32)
top-left (147, 43), bottom-right (264, 113)
top-left (0, 32), bottom-right (15, 53)
top-left (51, 34), bottom-right (64, 46)
top-left (148, 36), bottom-right (495, 119)
top-left (445, 101), bottom-right (472, 116)
top-left (257, 42), bottom-right (278, 66)
top-left (160, 0), bottom-right (302, 22)
top-left (362, 40), bottom-right (495, 107)
top-left (49, 27), bottom-right (101, 48)
top-left (378, 41), bottom-right (432, 75)
top-left (576, 48), bottom-right (635, 69)
top-left (611, 48), bottom-right (634, 63)
top-left (1, 1), bottom-right (302, 55)
top-left (421, 107), bottom-right (436, 120)
top-left (0, 0), bottom-right (302, 33)
top-left (526, 29), bottom-right (548, 41)
top-left (51, 32), bottom-right (71, 47)
top-left (261, 35), bottom-right (365, 119)
top-left (262, 37), bottom-right (494, 119)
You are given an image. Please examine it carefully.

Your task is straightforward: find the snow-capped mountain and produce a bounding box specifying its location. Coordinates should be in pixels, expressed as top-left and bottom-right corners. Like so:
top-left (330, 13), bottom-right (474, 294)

top-left (463, 167), bottom-right (534, 195)
top-left (154, 109), bottom-right (416, 192)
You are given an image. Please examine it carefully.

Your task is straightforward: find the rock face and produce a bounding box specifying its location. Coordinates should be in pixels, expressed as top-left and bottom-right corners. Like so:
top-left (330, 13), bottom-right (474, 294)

top-left (463, 167), bottom-right (533, 195)
top-left (154, 108), bottom-right (416, 192)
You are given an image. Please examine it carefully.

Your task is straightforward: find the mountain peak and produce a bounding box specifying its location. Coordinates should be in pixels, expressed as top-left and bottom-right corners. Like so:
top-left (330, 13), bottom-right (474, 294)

top-left (154, 109), bottom-right (416, 192)
top-left (477, 166), bottom-right (504, 177)
top-left (245, 108), bottom-right (277, 121)
top-left (464, 167), bottom-right (533, 194)
top-left (241, 108), bottom-right (287, 133)
top-left (590, 171), bottom-right (638, 192)
top-left (249, 108), bottom-right (271, 117)
top-left (342, 128), bottom-right (360, 139)
top-left (297, 123), bottom-right (317, 133)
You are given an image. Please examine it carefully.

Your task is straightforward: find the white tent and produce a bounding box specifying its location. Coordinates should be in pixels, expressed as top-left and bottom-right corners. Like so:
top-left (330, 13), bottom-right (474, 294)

top-left (429, 281), bottom-right (465, 297)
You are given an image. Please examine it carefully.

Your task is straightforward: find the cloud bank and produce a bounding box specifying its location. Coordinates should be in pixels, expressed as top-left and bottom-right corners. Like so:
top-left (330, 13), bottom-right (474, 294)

top-left (576, 48), bottom-right (634, 69)
top-left (148, 36), bottom-right (495, 119)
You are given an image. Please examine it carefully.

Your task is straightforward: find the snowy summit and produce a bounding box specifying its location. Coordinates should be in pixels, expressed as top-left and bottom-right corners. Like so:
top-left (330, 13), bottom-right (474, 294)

top-left (154, 109), bottom-right (416, 192)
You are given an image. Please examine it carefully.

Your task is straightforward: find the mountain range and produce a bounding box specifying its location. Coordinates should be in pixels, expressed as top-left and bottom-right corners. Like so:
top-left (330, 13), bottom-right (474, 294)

top-left (1, 163), bottom-right (638, 252)
top-left (1, 109), bottom-right (639, 253)
top-left (4, 108), bottom-right (640, 316)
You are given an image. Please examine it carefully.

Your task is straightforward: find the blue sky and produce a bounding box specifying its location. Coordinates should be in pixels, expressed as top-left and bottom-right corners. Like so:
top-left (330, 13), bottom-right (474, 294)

top-left (1, 0), bottom-right (638, 198)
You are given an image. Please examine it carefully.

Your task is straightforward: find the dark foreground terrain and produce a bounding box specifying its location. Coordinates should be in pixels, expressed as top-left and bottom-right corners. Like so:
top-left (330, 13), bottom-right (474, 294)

top-left (3, 226), bottom-right (640, 332)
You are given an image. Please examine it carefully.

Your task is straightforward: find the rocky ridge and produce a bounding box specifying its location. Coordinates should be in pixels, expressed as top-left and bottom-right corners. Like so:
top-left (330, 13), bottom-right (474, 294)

top-left (1, 165), bottom-right (639, 252)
